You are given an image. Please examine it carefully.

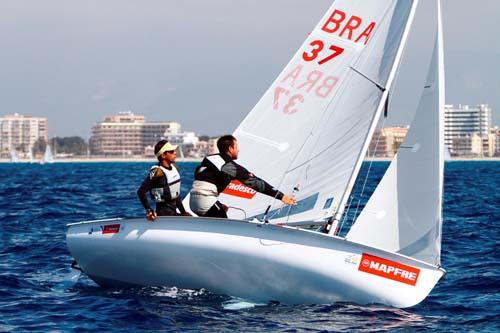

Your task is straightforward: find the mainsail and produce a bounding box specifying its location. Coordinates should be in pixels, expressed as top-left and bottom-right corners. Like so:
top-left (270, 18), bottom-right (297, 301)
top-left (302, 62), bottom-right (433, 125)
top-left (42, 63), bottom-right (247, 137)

top-left (219, 0), bottom-right (417, 224)
top-left (347, 0), bottom-right (445, 266)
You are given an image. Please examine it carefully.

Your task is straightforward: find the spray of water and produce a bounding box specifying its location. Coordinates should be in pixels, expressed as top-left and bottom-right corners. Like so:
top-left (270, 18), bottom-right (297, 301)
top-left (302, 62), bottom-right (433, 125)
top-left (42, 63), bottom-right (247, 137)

top-left (51, 268), bottom-right (81, 292)
top-left (222, 297), bottom-right (265, 310)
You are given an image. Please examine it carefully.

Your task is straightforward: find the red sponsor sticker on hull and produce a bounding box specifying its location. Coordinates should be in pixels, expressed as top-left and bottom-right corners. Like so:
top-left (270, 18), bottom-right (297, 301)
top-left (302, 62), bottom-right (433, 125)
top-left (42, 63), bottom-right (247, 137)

top-left (102, 224), bottom-right (120, 234)
top-left (358, 253), bottom-right (420, 286)
top-left (222, 180), bottom-right (256, 199)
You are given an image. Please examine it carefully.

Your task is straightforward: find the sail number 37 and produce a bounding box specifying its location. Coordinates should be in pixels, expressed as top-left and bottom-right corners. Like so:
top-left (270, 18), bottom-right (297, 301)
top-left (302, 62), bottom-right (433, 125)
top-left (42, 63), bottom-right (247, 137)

top-left (302, 40), bottom-right (344, 65)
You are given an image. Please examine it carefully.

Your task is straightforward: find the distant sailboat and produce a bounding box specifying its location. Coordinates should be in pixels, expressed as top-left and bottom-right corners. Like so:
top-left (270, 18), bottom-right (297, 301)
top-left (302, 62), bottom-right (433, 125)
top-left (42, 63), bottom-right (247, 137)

top-left (41, 145), bottom-right (54, 164)
top-left (67, 0), bottom-right (447, 308)
top-left (28, 148), bottom-right (34, 164)
top-left (9, 149), bottom-right (19, 163)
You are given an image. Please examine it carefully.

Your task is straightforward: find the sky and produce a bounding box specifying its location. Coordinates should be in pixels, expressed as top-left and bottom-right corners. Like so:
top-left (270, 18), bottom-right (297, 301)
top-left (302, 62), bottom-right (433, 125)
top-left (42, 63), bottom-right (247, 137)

top-left (0, 0), bottom-right (499, 138)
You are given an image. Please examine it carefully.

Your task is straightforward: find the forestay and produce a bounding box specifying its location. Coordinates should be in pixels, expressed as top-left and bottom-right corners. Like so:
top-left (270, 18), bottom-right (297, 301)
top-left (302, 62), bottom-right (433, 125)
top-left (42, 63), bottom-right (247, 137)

top-left (347, 0), bottom-right (445, 266)
top-left (219, 0), bottom-right (416, 224)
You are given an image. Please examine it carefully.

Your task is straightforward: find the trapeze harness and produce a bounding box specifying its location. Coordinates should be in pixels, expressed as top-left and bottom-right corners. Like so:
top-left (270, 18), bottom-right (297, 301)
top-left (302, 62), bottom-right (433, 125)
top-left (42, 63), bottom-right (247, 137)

top-left (189, 154), bottom-right (226, 216)
top-left (189, 154), bottom-right (284, 217)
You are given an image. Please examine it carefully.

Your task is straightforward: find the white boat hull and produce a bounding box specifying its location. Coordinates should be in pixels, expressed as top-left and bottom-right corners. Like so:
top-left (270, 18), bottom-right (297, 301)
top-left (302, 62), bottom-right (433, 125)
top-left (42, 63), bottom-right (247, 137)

top-left (66, 217), bottom-right (445, 308)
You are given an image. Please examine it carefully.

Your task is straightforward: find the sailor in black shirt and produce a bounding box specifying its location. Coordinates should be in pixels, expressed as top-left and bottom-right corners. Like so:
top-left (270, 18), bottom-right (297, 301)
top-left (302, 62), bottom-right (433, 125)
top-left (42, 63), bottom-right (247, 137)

top-left (137, 140), bottom-right (189, 220)
top-left (189, 135), bottom-right (296, 218)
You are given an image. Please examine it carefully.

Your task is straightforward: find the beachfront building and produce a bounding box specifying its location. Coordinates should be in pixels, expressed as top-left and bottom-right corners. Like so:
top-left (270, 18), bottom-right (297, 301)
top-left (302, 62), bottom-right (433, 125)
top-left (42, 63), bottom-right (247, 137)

top-left (367, 126), bottom-right (408, 158)
top-left (0, 113), bottom-right (48, 158)
top-left (163, 131), bottom-right (198, 146)
top-left (144, 131), bottom-right (201, 158)
top-left (89, 111), bottom-right (182, 156)
top-left (450, 132), bottom-right (496, 158)
top-left (492, 127), bottom-right (500, 157)
top-left (143, 122), bottom-right (181, 149)
top-left (484, 132), bottom-right (496, 157)
top-left (191, 137), bottom-right (219, 158)
top-left (451, 133), bottom-right (482, 157)
top-left (445, 104), bottom-right (493, 156)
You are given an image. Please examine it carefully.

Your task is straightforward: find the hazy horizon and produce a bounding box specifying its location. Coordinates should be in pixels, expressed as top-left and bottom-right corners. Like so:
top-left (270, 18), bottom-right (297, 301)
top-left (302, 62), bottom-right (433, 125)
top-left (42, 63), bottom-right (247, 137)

top-left (1, 0), bottom-right (498, 138)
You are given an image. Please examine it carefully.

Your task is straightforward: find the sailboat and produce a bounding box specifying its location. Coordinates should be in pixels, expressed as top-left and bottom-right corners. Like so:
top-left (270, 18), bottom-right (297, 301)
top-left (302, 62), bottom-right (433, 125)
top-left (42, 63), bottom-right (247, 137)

top-left (9, 148), bottom-right (19, 163)
top-left (28, 148), bottom-right (34, 164)
top-left (41, 144), bottom-right (54, 164)
top-left (67, 0), bottom-right (446, 308)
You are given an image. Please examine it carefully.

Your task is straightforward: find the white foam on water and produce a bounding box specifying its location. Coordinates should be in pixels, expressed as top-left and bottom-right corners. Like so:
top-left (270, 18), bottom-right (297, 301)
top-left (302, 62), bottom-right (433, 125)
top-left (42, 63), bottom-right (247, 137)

top-left (222, 297), bottom-right (264, 310)
top-left (51, 268), bottom-right (81, 292)
top-left (148, 286), bottom-right (207, 300)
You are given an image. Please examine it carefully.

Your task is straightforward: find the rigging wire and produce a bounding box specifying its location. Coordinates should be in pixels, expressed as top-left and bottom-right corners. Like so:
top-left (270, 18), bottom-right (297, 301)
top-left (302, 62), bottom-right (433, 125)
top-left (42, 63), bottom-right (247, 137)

top-left (338, 116), bottom-right (388, 235)
top-left (264, 132), bottom-right (313, 223)
top-left (284, 185), bottom-right (300, 224)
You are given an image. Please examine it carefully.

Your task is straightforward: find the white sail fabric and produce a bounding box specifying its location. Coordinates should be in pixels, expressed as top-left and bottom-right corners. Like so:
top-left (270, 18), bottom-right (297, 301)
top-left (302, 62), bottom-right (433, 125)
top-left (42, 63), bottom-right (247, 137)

top-left (43, 145), bottom-right (54, 163)
top-left (10, 149), bottom-right (19, 163)
top-left (347, 0), bottom-right (445, 266)
top-left (218, 0), bottom-right (415, 223)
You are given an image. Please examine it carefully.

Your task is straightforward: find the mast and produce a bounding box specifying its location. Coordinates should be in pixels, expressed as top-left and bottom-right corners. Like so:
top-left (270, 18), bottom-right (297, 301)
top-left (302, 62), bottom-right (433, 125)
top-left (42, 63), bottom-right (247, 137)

top-left (326, 0), bottom-right (420, 235)
top-left (436, 0), bottom-right (445, 256)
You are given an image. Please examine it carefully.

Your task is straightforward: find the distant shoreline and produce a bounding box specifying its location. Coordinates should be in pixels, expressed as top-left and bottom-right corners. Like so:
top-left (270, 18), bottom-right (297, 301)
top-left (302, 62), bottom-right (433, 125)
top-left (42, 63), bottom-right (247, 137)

top-left (366, 157), bottom-right (500, 162)
top-left (0, 157), bottom-right (203, 163)
top-left (1, 156), bottom-right (500, 163)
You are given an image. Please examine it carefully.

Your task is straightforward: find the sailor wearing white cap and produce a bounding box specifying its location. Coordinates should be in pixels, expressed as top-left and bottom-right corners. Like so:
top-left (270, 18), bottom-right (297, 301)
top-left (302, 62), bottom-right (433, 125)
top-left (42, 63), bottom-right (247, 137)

top-left (137, 140), bottom-right (191, 221)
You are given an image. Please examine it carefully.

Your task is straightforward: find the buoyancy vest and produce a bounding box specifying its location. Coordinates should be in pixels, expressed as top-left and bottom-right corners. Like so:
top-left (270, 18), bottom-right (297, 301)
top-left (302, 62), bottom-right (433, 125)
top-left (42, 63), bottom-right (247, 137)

top-left (205, 154), bottom-right (226, 170)
top-left (194, 154), bottom-right (231, 193)
top-left (149, 164), bottom-right (181, 203)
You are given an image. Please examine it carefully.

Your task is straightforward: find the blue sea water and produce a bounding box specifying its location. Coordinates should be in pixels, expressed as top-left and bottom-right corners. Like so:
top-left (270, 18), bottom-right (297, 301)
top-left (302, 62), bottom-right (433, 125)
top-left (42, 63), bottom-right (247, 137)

top-left (0, 161), bottom-right (498, 332)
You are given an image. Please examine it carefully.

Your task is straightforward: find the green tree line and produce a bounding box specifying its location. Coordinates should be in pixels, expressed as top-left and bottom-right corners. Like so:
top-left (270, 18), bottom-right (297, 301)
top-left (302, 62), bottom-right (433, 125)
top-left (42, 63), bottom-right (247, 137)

top-left (32, 136), bottom-right (88, 156)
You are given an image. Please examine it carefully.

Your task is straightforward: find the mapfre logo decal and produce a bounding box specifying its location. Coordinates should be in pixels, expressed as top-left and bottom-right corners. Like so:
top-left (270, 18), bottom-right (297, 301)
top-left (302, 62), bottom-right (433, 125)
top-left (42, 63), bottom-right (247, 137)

top-left (222, 180), bottom-right (256, 199)
top-left (358, 253), bottom-right (420, 286)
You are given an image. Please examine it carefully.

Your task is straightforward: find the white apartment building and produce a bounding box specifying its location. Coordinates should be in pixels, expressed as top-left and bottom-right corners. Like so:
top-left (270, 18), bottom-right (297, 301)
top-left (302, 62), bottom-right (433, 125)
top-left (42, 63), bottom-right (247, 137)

top-left (89, 111), bottom-right (182, 156)
top-left (492, 127), bottom-right (500, 157)
top-left (163, 131), bottom-right (199, 147)
top-left (445, 104), bottom-right (492, 156)
top-left (451, 133), bottom-right (483, 157)
top-left (188, 137), bottom-right (219, 158)
top-left (0, 113), bottom-right (48, 158)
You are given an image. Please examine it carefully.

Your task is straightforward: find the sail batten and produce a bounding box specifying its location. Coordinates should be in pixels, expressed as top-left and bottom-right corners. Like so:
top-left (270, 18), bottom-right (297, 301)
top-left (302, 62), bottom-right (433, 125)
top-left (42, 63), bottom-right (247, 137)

top-left (349, 66), bottom-right (386, 91)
